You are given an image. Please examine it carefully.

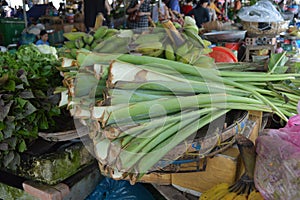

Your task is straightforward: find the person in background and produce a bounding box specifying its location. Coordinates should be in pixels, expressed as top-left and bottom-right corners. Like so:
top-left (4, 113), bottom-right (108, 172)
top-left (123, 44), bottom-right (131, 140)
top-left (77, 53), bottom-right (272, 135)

top-left (187, 0), bottom-right (210, 28)
top-left (165, 0), bottom-right (181, 13)
top-left (126, 0), bottom-right (151, 32)
top-left (84, 0), bottom-right (111, 31)
top-left (208, 0), bottom-right (222, 16)
top-left (36, 30), bottom-right (49, 46)
top-left (233, 0), bottom-right (242, 13)
top-left (181, 0), bottom-right (193, 15)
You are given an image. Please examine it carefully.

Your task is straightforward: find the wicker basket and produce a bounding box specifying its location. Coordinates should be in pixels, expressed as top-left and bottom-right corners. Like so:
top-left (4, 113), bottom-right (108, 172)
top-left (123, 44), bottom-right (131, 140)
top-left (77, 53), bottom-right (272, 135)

top-left (99, 110), bottom-right (250, 181)
top-left (241, 20), bottom-right (290, 37)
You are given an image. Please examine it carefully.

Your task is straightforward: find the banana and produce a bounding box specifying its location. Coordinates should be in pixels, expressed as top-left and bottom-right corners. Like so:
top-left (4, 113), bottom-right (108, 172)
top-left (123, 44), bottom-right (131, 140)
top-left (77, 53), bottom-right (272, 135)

top-left (220, 192), bottom-right (238, 200)
top-left (70, 49), bottom-right (77, 59)
top-left (83, 34), bottom-right (94, 45)
top-left (135, 42), bottom-right (163, 54)
top-left (200, 183), bottom-right (229, 200)
top-left (184, 25), bottom-right (199, 35)
top-left (215, 189), bottom-right (230, 200)
top-left (75, 37), bottom-right (85, 49)
top-left (103, 29), bottom-right (119, 40)
top-left (193, 54), bottom-right (214, 66)
top-left (232, 194), bottom-right (247, 200)
top-left (173, 22), bottom-right (182, 29)
top-left (134, 32), bottom-right (166, 44)
top-left (203, 39), bottom-right (212, 48)
top-left (96, 37), bottom-right (129, 53)
top-left (93, 26), bottom-right (108, 40)
top-left (64, 41), bottom-right (76, 49)
top-left (175, 43), bottom-right (189, 60)
top-left (63, 32), bottom-right (87, 41)
top-left (248, 190), bottom-right (264, 200)
top-left (184, 27), bottom-right (204, 48)
top-left (179, 51), bottom-right (201, 64)
top-left (84, 45), bottom-right (91, 51)
top-left (165, 44), bottom-right (176, 61)
top-left (146, 49), bottom-right (164, 57)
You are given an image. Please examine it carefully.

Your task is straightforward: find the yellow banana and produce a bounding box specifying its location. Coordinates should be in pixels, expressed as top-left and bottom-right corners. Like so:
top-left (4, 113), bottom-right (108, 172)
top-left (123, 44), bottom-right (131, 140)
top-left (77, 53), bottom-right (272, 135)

top-left (63, 32), bottom-right (87, 41)
top-left (248, 190), bottom-right (264, 200)
top-left (165, 44), bottom-right (176, 61)
top-left (220, 192), bottom-right (238, 200)
top-left (232, 194), bottom-right (247, 200)
top-left (213, 188), bottom-right (230, 200)
top-left (199, 183), bottom-right (229, 200)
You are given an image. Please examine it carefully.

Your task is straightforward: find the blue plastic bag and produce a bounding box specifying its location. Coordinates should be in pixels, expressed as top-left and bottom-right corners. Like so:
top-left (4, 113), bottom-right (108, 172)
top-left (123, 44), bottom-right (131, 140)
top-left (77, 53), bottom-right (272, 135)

top-left (86, 177), bottom-right (155, 200)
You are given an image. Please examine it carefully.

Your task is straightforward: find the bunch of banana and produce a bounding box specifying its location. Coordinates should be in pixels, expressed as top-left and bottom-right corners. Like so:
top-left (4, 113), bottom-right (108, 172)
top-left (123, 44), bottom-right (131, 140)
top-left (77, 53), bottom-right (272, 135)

top-left (132, 31), bottom-right (213, 65)
top-left (199, 183), bottom-right (230, 200)
top-left (93, 35), bottom-right (130, 54)
top-left (134, 41), bottom-right (164, 57)
top-left (134, 32), bottom-right (166, 44)
top-left (62, 26), bottom-right (121, 55)
top-left (199, 181), bottom-right (264, 200)
top-left (200, 135), bottom-right (265, 200)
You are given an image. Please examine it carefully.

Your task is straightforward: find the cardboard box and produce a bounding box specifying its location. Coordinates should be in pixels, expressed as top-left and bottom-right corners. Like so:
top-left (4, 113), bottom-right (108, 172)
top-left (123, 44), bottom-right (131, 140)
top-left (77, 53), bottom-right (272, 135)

top-left (171, 147), bottom-right (240, 195)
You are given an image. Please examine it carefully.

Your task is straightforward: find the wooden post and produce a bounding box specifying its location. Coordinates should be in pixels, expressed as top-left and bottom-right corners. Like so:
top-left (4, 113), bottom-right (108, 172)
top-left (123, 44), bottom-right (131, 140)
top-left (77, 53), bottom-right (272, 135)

top-left (22, 0), bottom-right (28, 28)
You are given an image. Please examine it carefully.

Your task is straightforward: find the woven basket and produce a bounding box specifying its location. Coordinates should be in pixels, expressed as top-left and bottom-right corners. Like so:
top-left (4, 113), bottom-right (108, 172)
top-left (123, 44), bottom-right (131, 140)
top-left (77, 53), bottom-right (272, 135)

top-left (99, 110), bottom-right (250, 179)
top-left (241, 20), bottom-right (290, 37)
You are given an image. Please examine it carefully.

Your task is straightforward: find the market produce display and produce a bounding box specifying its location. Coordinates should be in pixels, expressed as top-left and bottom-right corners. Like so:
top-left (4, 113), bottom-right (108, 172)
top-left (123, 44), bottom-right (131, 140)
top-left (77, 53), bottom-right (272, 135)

top-left (0, 45), bottom-right (63, 170)
top-left (58, 43), bottom-right (300, 183)
top-left (61, 17), bottom-right (213, 66)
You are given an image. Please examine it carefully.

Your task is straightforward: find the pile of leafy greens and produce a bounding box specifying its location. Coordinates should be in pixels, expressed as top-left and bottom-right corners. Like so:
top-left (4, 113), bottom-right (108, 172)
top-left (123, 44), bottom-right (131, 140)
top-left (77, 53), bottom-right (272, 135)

top-left (0, 44), bottom-right (62, 170)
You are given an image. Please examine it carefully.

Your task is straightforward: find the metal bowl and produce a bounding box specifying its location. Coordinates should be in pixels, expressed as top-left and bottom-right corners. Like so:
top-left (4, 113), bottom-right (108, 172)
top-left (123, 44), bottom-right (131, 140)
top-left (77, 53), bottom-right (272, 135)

top-left (202, 30), bottom-right (247, 43)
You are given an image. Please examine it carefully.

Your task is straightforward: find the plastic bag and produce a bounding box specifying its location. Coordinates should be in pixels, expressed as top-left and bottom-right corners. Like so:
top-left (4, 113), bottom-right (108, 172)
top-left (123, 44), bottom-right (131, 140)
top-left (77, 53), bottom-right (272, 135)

top-left (237, 0), bottom-right (284, 22)
top-left (254, 111), bottom-right (300, 200)
top-left (86, 177), bottom-right (155, 200)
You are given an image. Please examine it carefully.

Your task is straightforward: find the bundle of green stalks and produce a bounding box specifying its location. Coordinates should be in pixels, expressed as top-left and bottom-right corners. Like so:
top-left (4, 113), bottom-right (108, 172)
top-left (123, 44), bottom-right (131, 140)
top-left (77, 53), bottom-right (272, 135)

top-left (58, 51), bottom-right (300, 183)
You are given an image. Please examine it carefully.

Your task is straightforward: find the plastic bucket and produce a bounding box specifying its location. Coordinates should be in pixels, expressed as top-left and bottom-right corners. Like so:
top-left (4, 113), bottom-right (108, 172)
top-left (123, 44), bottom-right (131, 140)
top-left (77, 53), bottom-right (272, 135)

top-left (209, 46), bottom-right (238, 63)
top-left (225, 42), bottom-right (240, 51)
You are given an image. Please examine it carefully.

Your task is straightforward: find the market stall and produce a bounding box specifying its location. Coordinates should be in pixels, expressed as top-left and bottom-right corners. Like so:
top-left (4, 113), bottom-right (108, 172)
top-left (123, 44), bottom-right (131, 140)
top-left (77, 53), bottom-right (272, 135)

top-left (0, 0), bottom-right (300, 199)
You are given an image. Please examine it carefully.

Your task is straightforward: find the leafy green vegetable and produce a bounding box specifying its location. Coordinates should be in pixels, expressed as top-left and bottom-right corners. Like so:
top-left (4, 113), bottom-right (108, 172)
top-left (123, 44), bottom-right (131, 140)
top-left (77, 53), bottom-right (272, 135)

top-left (0, 44), bottom-right (63, 170)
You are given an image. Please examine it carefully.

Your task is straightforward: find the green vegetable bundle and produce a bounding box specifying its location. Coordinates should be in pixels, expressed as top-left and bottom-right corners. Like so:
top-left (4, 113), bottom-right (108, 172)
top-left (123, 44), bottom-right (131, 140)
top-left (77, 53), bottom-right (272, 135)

top-left (0, 45), bottom-right (62, 170)
top-left (59, 50), bottom-right (300, 183)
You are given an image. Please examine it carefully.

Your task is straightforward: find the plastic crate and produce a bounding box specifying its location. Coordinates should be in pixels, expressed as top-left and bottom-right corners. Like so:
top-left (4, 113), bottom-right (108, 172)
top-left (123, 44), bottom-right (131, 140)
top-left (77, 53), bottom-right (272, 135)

top-left (0, 18), bottom-right (25, 46)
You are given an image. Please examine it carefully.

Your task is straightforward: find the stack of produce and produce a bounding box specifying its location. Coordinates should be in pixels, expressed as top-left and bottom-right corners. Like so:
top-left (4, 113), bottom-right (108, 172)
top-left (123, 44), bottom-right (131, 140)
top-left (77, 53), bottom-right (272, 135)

top-left (60, 17), bottom-right (213, 67)
top-left (0, 45), bottom-right (63, 170)
top-left (57, 45), bottom-right (300, 183)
